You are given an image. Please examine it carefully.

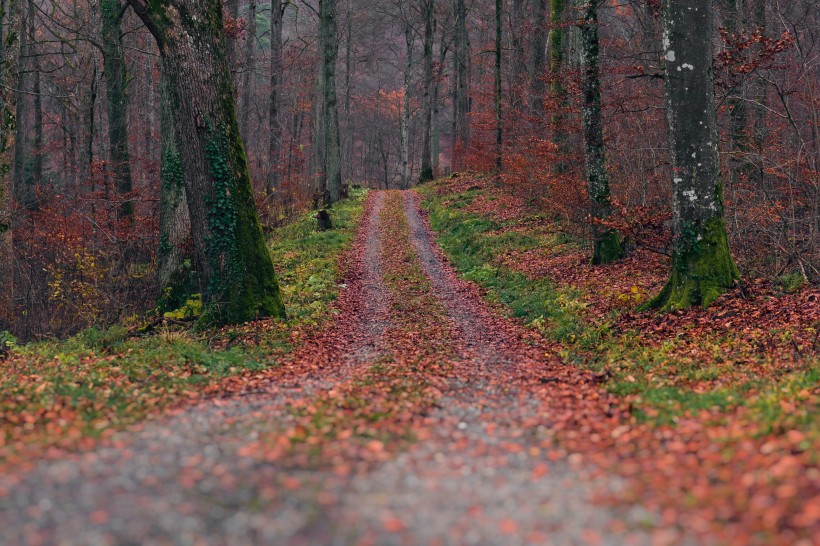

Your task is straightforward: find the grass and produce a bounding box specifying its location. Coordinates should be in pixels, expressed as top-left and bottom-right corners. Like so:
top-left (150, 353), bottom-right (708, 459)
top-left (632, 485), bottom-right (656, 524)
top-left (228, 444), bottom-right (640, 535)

top-left (418, 178), bottom-right (819, 434)
top-left (0, 189), bottom-right (368, 462)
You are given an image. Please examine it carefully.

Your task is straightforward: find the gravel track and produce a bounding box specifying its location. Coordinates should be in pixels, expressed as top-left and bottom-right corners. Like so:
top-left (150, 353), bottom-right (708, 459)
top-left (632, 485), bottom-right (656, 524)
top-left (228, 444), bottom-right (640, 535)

top-left (0, 190), bottom-right (682, 545)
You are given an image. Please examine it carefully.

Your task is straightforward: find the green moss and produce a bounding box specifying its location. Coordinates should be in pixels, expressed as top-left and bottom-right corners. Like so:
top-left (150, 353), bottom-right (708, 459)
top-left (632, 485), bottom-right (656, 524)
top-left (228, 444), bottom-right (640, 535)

top-left (643, 216), bottom-right (739, 311)
top-left (591, 228), bottom-right (624, 265)
top-left (200, 122), bottom-right (286, 325)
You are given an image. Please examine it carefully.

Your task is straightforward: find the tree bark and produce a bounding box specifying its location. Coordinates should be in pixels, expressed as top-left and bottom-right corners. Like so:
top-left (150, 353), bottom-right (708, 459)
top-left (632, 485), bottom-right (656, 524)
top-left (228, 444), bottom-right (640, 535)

top-left (451, 0), bottom-right (470, 170)
top-left (240, 0), bottom-right (257, 146)
top-left (157, 64), bottom-right (193, 310)
top-left (400, 22), bottom-right (412, 189)
top-left (127, 0), bottom-right (286, 324)
top-left (580, 0), bottom-right (622, 264)
top-left (267, 0), bottom-right (283, 196)
top-left (13, 0), bottom-right (36, 210)
top-left (549, 0), bottom-right (566, 157)
top-left (100, 0), bottom-right (134, 219)
top-left (419, 0), bottom-right (435, 183)
top-left (646, 0), bottom-right (739, 310)
top-left (510, 0), bottom-right (527, 107)
top-left (0, 0), bottom-right (19, 329)
top-left (530, 0), bottom-right (547, 114)
top-left (315, 0), bottom-right (342, 205)
top-left (495, 0), bottom-right (503, 172)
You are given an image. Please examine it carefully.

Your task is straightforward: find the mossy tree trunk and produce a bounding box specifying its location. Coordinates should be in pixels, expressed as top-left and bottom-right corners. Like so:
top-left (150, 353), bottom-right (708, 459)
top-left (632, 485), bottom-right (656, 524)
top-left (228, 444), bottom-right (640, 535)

top-left (157, 64), bottom-right (193, 310)
top-left (267, 0), bottom-right (284, 196)
top-left (579, 0), bottom-right (623, 264)
top-left (100, 0), bottom-right (134, 220)
top-left (0, 0), bottom-right (19, 329)
top-left (419, 0), bottom-right (435, 184)
top-left (315, 0), bottom-right (342, 205)
top-left (529, 0), bottom-right (548, 115)
top-left (127, 0), bottom-right (286, 324)
top-left (647, 0), bottom-right (739, 310)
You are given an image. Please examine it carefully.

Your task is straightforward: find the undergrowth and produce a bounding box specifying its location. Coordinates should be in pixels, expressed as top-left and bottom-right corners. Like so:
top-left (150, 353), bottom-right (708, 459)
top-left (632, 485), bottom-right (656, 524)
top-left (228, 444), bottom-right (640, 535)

top-left (0, 189), bottom-right (367, 463)
top-left (418, 178), bottom-right (819, 434)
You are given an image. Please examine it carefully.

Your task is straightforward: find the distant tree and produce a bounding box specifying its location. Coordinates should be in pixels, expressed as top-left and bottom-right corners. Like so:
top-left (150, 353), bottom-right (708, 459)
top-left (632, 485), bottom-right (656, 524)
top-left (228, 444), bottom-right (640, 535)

top-left (99, 0), bottom-right (133, 219)
top-left (267, 0), bottom-right (285, 196)
top-left (579, 0), bottom-right (623, 264)
top-left (400, 20), bottom-right (413, 189)
top-left (419, 0), bottom-right (435, 183)
top-left (451, 0), bottom-right (470, 170)
top-left (494, 0), bottom-right (502, 172)
top-left (315, 0), bottom-right (343, 205)
top-left (646, 0), bottom-right (739, 309)
top-left (127, 0), bottom-right (286, 324)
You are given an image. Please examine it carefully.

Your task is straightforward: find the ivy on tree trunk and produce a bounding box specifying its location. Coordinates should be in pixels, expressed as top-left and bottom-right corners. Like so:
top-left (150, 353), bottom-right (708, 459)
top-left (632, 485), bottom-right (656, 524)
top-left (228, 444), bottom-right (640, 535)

top-left (127, 0), bottom-right (286, 325)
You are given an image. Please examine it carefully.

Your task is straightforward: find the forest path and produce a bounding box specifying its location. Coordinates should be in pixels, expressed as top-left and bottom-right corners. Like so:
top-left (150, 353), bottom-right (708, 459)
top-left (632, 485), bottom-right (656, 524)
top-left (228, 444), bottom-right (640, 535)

top-left (0, 191), bottom-right (676, 545)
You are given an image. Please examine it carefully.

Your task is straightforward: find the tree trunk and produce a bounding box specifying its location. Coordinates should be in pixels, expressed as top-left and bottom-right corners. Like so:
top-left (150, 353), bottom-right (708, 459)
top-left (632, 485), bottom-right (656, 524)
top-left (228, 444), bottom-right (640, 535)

top-left (646, 0), bottom-right (739, 310)
top-left (0, 0), bottom-right (19, 329)
top-left (495, 0), bottom-right (503, 172)
top-left (226, 0), bottom-right (240, 74)
top-left (530, 0), bottom-right (547, 114)
top-left (580, 0), bottom-right (622, 264)
top-left (452, 0), bottom-right (470, 170)
top-left (13, 0), bottom-right (36, 210)
top-left (432, 25), bottom-right (449, 176)
top-left (267, 0), bottom-right (283, 196)
top-left (510, 0), bottom-right (527, 107)
top-left (401, 22), bottom-right (412, 189)
top-left (549, 0), bottom-right (566, 157)
top-left (725, 0), bottom-right (747, 153)
top-left (100, 0), bottom-right (134, 219)
top-left (419, 0), bottom-right (435, 183)
top-left (157, 64), bottom-right (193, 310)
top-left (127, 0), bottom-right (286, 324)
top-left (315, 0), bottom-right (342, 205)
top-left (240, 0), bottom-right (256, 146)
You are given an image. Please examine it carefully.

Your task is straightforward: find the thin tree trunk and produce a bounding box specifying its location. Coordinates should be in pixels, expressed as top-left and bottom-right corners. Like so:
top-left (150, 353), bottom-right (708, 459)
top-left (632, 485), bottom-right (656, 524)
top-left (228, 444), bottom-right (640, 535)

top-left (432, 27), bottom-right (449, 176)
top-left (0, 0), bottom-right (19, 328)
top-left (267, 0), bottom-right (283, 196)
top-left (580, 0), bottom-right (622, 264)
top-left (495, 0), bottom-right (503, 172)
top-left (100, 0), bottom-right (134, 219)
top-left (240, 0), bottom-right (256, 146)
top-left (510, 0), bottom-right (527, 107)
top-left (420, 0), bottom-right (435, 183)
top-left (452, 0), bottom-right (470, 170)
top-left (157, 64), bottom-right (193, 309)
top-left (549, 0), bottom-right (566, 161)
top-left (646, 0), bottom-right (739, 310)
top-left (226, 0), bottom-right (240, 75)
top-left (401, 22), bottom-right (412, 189)
top-left (128, 0), bottom-right (286, 324)
top-left (315, 0), bottom-right (342, 205)
top-left (13, 0), bottom-right (35, 209)
top-left (530, 0), bottom-right (547, 114)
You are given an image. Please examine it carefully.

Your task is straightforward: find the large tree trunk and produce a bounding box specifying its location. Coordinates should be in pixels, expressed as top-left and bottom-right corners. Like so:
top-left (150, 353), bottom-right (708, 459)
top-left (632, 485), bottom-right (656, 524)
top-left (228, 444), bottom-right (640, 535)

top-left (267, 0), bottom-right (284, 196)
top-left (240, 0), bottom-right (257, 146)
top-left (580, 0), bottom-right (622, 264)
top-left (101, 0), bottom-right (134, 220)
top-left (0, 0), bottom-right (19, 329)
top-left (127, 0), bottom-right (286, 324)
top-left (400, 22), bottom-right (412, 189)
top-left (315, 0), bottom-right (342, 205)
top-left (419, 0), bottom-right (435, 183)
top-left (646, 0), bottom-right (739, 310)
top-left (451, 0), bottom-right (470, 170)
top-left (157, 64), bottom-right (193, 310)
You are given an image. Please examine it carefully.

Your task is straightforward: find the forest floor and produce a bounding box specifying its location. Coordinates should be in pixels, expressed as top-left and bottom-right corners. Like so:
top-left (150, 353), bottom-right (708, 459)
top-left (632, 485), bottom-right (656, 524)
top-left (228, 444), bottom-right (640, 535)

top-left (0, 182), bottom-right (818, 545)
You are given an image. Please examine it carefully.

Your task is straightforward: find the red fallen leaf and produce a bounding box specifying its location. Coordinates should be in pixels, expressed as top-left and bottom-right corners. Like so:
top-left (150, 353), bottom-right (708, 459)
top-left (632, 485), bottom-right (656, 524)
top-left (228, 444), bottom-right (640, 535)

top-left (499, 519), bottom-right (519, 534)
top-left (382, 516), bottom-right (405, 532)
